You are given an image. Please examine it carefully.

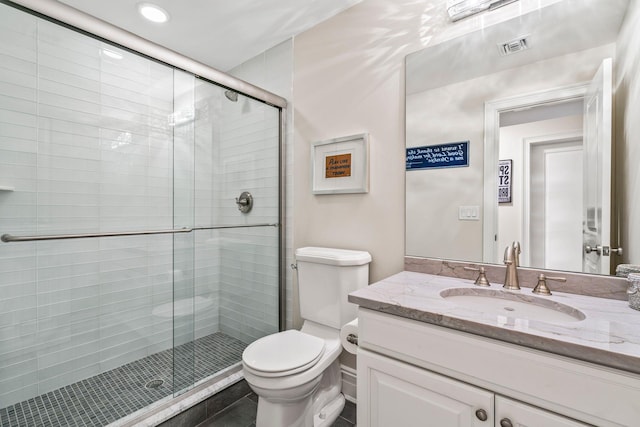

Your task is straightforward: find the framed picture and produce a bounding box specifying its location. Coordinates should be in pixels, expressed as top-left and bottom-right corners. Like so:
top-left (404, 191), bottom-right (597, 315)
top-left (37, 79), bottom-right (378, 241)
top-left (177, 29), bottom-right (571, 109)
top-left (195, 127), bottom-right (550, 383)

top-left (498, 159), bottom-right (512, 203)
top-left (311, 133), bottom-right (369, 194)
top-left (406, 141), bottom-right (469, 171)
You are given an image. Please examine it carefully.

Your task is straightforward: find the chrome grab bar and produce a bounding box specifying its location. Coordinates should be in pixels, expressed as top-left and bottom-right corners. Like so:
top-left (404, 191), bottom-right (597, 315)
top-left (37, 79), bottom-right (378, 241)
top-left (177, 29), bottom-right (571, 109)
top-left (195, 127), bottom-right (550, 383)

top-left (1, 223), bottom-right (279, 243)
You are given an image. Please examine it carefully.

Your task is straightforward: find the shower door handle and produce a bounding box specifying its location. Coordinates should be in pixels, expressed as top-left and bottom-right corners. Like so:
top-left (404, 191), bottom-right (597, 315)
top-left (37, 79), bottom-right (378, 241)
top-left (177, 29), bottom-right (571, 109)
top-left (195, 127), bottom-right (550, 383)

top-left (1, 223), bottom-right (278, 243)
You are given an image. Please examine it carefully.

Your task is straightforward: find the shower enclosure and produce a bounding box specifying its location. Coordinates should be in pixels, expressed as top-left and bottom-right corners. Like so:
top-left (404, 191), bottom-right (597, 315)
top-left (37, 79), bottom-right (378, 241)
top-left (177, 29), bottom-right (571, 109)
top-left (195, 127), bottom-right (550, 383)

top-left (0, 1), bottom-right (285, 426)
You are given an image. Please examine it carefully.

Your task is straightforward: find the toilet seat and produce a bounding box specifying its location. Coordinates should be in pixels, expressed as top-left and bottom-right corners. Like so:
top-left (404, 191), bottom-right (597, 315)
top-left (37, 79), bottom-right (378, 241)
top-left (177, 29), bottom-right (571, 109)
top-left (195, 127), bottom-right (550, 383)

top-left (243, 330), bottom-right (326, 378)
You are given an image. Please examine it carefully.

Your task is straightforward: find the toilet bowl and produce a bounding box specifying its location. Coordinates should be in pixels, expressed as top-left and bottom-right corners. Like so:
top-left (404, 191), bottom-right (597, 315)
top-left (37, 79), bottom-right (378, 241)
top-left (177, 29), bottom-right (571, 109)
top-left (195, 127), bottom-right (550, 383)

top-left (243, 322), bottom-right (344, 427)
top-left (242, 247), bottom-right (371, 427)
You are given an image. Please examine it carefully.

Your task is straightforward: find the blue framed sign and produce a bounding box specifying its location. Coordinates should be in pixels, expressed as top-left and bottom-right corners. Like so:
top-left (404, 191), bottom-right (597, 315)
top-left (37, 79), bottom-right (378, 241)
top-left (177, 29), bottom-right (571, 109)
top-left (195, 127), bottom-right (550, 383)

top-left (406, 141), bottom-right (469, 170)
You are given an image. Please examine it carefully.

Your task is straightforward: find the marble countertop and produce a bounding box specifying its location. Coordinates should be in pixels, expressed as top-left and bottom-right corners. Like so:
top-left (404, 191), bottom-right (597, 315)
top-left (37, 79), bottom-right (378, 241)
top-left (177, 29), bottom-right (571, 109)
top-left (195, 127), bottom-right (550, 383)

top-left (348, 271), bottom-right (640, 375)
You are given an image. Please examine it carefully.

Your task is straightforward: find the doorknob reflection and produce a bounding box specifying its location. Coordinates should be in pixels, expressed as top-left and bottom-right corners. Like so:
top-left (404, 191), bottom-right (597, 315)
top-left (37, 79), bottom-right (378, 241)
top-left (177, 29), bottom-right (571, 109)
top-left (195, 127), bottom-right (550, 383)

top-left (585, 245), bottom-right (602, 255)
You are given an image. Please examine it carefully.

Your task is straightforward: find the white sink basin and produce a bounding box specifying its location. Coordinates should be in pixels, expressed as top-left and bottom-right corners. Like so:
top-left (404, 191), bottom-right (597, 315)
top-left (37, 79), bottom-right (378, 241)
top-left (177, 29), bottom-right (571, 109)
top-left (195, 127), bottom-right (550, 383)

top-left (440, 288), bottom-right (586, 323)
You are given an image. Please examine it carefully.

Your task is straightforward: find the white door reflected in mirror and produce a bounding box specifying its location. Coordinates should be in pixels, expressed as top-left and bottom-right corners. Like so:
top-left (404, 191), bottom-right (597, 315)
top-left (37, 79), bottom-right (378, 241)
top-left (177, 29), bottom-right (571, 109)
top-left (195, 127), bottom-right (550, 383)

top-left (582, 58), bottom-right (613, 275)
top-left (530, 140), bottom-right (583, 271)
top-left (486, 59), bottom-right (614, 274)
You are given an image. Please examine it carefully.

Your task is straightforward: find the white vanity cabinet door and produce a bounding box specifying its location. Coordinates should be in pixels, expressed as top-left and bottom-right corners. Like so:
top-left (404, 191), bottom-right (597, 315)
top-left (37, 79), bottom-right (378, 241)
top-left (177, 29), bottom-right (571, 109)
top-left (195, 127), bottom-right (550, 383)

top-left (358, 349), bottom-right (494, 427)
top-left (495, 397), bottom-right (590, 427)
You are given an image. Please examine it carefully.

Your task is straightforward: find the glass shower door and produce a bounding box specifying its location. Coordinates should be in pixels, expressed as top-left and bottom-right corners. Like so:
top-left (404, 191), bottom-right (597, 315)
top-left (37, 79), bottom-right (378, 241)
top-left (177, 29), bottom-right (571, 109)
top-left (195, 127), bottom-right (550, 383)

top-left (0, 5), bottom-right (182, 422)
top-left (0, 2), bottom-right (283, 425)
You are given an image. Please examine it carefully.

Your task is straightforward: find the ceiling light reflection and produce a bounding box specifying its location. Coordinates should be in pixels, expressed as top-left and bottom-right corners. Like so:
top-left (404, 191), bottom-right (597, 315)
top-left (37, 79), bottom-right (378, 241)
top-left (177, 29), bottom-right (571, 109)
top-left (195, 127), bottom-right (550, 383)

top-left (101, 49), bottom-right (123, 60)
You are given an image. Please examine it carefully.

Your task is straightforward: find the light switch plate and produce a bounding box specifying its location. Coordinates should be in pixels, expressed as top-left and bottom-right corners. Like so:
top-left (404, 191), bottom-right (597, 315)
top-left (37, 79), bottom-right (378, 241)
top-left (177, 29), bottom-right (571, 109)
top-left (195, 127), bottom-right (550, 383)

top-left (459, 205), bottom-right (480, 221)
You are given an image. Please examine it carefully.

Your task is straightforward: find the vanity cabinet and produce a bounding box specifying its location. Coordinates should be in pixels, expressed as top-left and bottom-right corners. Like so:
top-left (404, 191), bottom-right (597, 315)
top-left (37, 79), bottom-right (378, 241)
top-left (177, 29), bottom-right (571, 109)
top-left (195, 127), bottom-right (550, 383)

top-left (356, 308), bottom-right (640, 427)
top-left (359, 349), bottom-right (588, 427)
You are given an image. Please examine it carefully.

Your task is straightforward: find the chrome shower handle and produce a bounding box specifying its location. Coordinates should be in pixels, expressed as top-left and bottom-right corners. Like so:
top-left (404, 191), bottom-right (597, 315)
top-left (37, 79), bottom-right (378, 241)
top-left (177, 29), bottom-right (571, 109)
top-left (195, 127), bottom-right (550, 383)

top-left (235, 191), bottom-right (253, 213)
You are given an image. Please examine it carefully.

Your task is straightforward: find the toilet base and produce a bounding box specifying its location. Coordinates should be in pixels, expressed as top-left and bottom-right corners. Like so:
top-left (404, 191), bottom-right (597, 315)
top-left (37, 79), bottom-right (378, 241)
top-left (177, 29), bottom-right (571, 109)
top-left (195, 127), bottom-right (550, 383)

top-left (255, 393), bottom-right (345, 427)
top-left (313, 393), bottom-right (345, 427)
top-left (253, 361), bottom-right (343, 427)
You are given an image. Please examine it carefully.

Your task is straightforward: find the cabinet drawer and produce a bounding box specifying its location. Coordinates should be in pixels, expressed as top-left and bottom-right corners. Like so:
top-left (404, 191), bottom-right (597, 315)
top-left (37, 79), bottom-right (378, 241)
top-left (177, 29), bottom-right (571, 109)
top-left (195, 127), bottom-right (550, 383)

top-left (496, 397), bottom-right (591, 427)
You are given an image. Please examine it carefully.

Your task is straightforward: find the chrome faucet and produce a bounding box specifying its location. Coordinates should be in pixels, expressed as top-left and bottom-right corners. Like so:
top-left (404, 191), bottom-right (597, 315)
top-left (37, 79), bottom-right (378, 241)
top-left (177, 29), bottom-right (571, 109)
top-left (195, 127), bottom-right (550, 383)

top-left (503, 241), bottom-right (521, 290)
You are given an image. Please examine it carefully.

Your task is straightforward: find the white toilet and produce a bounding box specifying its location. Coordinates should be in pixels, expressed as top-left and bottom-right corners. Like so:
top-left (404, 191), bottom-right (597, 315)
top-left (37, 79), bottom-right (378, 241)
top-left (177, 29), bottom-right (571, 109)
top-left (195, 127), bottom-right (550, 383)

top-left (242, 247), bottom-right (371, 427)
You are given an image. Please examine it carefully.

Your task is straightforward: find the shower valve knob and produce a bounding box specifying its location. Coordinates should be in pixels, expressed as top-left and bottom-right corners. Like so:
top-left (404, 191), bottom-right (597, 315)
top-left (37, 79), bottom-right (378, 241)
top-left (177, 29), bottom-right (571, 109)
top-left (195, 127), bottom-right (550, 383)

top-left (235, 191), bottom-right (253, 213)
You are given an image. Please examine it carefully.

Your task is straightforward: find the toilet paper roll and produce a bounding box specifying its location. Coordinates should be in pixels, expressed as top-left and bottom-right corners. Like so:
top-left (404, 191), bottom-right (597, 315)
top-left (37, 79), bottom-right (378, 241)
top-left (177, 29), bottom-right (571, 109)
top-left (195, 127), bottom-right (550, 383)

top-left (340, 318), bottom-right (359, 354)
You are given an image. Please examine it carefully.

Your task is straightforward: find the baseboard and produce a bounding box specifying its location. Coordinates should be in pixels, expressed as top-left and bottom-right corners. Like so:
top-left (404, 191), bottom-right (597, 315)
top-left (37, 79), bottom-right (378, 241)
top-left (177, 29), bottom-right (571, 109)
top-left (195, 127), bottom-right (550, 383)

top-left (340, 364), bottom-right (357, 403)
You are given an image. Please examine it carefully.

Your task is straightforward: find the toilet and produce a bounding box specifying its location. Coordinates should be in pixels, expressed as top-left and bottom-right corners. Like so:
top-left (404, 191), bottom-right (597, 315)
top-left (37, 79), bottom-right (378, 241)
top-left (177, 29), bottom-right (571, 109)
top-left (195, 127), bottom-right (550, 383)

top-left (242, 247), bottom-right (371, 427)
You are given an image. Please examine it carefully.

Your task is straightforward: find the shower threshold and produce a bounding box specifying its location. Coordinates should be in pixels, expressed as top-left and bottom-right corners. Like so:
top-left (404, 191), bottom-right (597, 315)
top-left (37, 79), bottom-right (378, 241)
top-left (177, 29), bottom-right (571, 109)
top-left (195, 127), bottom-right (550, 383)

top-left (0, 332), bottom-right (247, 427)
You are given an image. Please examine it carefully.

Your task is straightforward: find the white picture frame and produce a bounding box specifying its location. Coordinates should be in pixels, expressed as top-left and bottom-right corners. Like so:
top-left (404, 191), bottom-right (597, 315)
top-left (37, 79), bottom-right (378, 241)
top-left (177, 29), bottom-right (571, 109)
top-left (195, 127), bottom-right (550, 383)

top-left (311, 133), bottom-right (369, 194)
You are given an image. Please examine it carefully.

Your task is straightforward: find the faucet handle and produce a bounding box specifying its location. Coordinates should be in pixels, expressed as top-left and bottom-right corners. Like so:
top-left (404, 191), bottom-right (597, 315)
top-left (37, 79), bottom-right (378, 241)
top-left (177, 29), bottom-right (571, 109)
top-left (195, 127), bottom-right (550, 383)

top-left (532, 274), bottom-right (567, 296)
top-left (512, 241), bottom-right (521, 267)
top-left (463, 266), bottom-right (491, 287)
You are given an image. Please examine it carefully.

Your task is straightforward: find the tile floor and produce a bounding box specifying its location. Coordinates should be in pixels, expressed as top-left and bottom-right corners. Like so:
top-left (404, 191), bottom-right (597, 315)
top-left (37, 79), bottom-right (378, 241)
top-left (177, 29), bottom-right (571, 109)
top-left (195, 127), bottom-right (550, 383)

top-left (159, 378), bottom-right (356, 427)
top-left (0, 333), bottom-right (247, 427)
top-left (197, 390), bottom-right (356, 427)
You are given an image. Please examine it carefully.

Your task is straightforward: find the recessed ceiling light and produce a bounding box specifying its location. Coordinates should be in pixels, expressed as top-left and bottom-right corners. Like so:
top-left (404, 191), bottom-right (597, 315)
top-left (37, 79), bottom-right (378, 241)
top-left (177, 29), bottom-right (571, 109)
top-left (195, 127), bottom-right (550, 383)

top-left (138, 3), bottom-right (170, 23)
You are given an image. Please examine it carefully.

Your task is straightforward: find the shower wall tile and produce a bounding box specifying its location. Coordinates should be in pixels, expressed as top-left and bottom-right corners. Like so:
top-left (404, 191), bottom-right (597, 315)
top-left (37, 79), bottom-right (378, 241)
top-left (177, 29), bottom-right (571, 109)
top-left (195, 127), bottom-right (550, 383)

top-left (0, 123), bottom-right (37, 142)
top-left (0, 5), bottom-right (39, 408)
top-left (221, 39), bottom-right (293, 339)
top-left (190, 61), bottom-right (283, 344)
top-left (194, 231), bottom-right (221, 339)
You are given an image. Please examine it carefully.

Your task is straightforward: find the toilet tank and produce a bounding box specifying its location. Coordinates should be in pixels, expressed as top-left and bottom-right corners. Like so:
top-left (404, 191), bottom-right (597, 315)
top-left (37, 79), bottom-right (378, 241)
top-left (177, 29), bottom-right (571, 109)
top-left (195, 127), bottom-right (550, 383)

top-left (295, 247), bottom-right (371, 329)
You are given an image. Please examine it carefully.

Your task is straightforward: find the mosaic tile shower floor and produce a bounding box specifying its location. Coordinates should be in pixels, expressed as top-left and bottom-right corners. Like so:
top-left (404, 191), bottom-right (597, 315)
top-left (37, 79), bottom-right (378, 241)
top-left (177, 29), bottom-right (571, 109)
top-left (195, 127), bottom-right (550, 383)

top-left (0, 332), bottom-right (247, 427)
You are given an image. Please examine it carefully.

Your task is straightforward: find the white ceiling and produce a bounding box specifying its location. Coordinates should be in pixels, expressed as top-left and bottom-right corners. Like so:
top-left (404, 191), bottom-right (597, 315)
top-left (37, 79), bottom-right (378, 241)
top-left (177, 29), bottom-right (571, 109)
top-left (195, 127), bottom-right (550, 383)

top-left (57, 0), bottom-right (362, 71)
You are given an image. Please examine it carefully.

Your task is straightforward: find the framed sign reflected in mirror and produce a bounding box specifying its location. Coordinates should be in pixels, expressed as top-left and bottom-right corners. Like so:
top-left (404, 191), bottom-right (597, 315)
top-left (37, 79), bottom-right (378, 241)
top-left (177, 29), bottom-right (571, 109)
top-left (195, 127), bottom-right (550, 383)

top-left (311, 133), bottom-right (369, 195)
top-left (498, 159), bottom-right (512, 204)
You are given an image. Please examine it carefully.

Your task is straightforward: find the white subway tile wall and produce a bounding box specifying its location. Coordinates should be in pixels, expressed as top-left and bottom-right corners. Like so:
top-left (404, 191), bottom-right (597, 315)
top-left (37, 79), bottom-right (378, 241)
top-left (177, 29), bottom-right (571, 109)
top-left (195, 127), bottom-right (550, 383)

top-left (0, 3), bottom-right (282, 409)
top-left (193, 78), bottom-right (280, 343)
top-left (229, 39), bottom-right (294, 331)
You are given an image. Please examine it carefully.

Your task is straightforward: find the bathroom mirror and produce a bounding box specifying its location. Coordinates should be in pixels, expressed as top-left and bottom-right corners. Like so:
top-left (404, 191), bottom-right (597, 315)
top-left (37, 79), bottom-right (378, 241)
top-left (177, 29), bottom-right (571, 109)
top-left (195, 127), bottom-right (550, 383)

top-left (405, 0), bottom-right (636, 275)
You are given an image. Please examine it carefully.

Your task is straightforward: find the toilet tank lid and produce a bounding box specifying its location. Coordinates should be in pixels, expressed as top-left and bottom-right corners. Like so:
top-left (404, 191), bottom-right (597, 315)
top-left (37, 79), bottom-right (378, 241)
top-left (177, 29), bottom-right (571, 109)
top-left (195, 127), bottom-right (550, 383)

top-left (295, 247), bottom-right (372, 266)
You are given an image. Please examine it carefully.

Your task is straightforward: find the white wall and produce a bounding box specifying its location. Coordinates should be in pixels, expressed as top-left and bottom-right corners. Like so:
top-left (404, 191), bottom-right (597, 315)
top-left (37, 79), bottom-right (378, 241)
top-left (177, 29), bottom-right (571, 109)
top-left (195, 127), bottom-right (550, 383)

top-left (615, 0), bottom-right (640, 266)
top-left (291, 0), bottom-right (433, 327)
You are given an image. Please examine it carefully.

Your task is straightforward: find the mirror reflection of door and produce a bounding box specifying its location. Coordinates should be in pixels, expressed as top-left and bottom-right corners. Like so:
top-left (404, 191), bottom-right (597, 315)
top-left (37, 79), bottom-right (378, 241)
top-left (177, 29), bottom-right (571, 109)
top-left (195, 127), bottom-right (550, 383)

top-left (583, 58), bottom-right (613, 275)
top-left (529, 138), bottom-right (583, 271)
top-left (497, 105), bottom-right (583, 271)
top-left (494, 58), bottom-right (614, 274)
